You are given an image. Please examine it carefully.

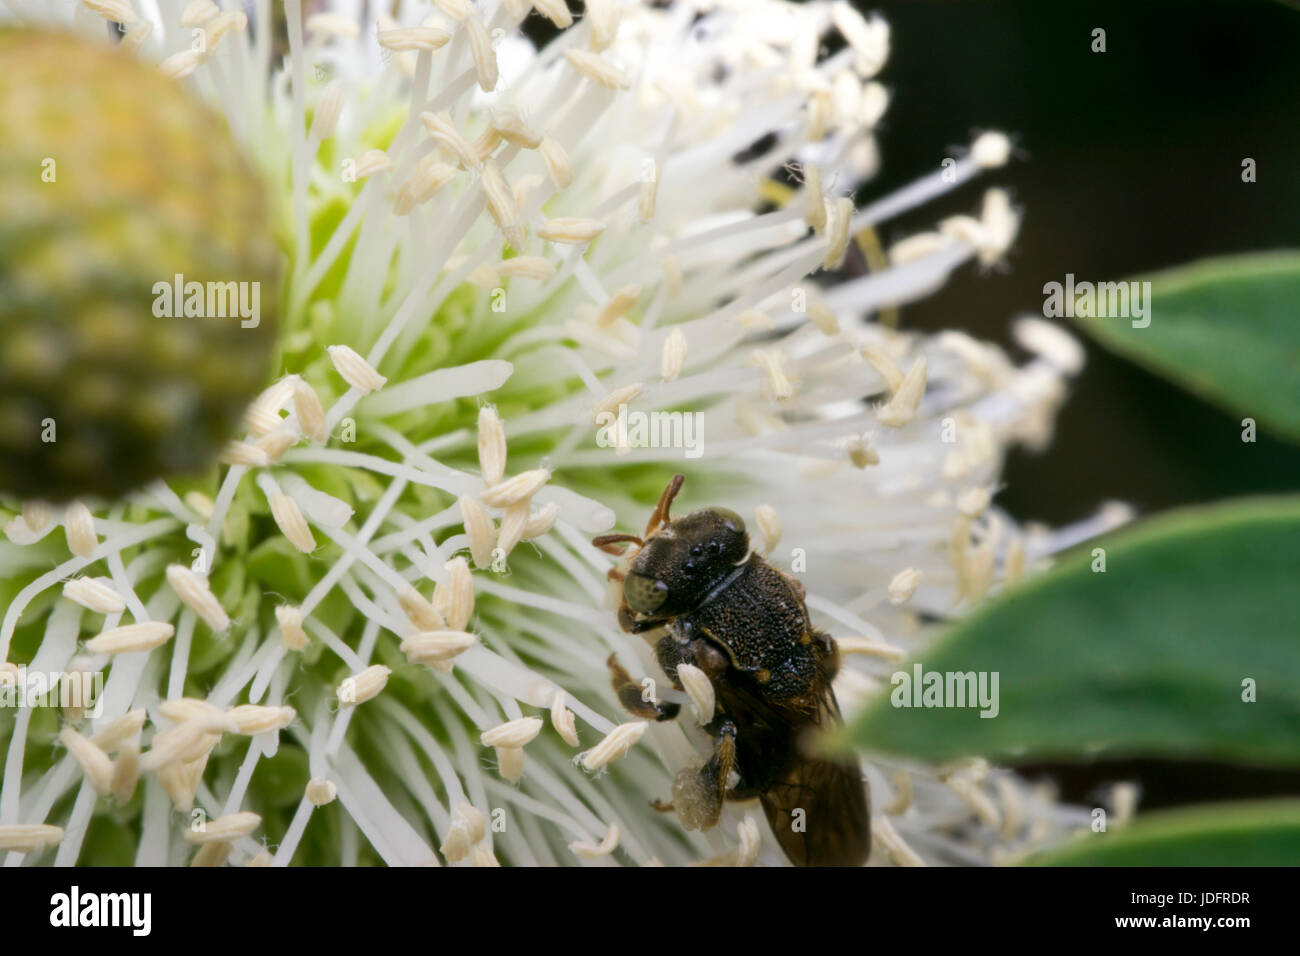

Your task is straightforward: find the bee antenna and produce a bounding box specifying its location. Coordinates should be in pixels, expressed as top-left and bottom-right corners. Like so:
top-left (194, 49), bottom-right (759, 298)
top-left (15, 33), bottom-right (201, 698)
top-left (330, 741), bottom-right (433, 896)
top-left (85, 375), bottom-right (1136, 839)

top-left (645, 474), bottom-right (686, 537)
top-left (592, 533), bottom-right (643, 555)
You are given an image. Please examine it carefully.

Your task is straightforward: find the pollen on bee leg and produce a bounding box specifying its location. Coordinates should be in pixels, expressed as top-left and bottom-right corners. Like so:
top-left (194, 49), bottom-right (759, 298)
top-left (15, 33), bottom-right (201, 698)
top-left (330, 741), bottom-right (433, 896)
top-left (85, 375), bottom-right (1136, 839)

top-left (578, 721), bottom-right (647, 771)
top-left (748, 349), bottom-right (796, 401)
top-left (276, 604), bottom-right (309, 651)
top-left (64, 501), bottom-right (97, 558)
top-left (883, 769), bottom-right (914, 815)
top-left (675, 663), bottom-right (715, 725)
top-left (458, 494), bottom-right (496, 568)
top-left (888, 567), bottom-right (922, 605)
top-left (876, 355), bottom-right (927, 428)
top-left (570, 823), bottom-right (620, 858)
top-left (873, 813), bottom-right (925, 866)
top-left (166, 564), bottom-right (230, 632)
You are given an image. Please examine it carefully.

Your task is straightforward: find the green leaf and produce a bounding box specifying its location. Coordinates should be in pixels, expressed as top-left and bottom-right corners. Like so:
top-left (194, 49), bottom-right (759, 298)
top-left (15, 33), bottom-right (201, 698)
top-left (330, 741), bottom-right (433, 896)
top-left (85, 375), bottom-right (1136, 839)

top-left (1026, 800), bottom-right (1300, 866)
top-left (1069, 251), bottom-right (1300, 443)
top-left (846, 497), bottom-right (1300, 765)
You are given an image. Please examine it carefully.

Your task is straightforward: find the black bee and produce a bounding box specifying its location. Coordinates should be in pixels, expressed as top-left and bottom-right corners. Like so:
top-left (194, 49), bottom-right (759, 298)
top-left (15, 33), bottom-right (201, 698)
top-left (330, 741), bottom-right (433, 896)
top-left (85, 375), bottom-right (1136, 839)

top-left (593, 475), bottom-right (870, 866)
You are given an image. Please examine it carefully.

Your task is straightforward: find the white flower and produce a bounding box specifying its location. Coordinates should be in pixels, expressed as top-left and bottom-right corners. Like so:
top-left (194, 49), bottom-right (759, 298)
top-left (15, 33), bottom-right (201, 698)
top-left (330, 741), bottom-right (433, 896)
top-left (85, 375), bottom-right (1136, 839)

top-left (0, 0), bottom-right (1129, 866)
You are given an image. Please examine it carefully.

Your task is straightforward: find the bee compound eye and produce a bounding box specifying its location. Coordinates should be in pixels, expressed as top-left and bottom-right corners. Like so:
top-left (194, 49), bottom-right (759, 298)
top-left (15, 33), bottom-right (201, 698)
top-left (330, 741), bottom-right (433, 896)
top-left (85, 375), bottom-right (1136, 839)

top-left (624, 571), bottom-right (668, 614)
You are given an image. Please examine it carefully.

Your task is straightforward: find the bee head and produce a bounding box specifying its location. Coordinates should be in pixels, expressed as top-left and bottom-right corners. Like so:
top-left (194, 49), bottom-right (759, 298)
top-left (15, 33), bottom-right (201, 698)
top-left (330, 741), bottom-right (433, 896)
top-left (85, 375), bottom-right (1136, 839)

top-left (623, 508), bottom-right (749, 617)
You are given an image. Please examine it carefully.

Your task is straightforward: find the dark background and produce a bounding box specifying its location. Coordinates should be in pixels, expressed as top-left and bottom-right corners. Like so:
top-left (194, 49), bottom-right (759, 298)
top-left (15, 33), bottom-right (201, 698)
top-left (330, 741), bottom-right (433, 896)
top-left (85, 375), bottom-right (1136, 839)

top-left (867, 0), bottom-right (1300, 527)
top-left (526, 1), bottom-right (1300, 812)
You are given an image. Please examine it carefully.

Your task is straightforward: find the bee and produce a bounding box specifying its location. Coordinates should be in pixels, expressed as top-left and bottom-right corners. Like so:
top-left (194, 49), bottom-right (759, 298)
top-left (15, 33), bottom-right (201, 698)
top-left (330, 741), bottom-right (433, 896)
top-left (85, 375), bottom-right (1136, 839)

top-left (593, 475), bottom-right (870, 866)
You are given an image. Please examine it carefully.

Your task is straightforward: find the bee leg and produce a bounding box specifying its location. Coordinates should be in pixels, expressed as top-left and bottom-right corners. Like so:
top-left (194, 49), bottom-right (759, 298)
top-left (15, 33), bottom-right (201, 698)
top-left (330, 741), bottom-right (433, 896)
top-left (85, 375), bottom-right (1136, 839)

top-left (607, 653), bottom-right (681, 722)
top-left (617, 605), bottom-right (664, 634)
top-left (670, 719), bottom-right (737, 831)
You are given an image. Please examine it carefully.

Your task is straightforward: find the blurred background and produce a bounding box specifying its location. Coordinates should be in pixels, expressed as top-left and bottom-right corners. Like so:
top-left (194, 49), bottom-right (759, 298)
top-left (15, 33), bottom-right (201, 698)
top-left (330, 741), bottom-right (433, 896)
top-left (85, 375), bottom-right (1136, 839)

top-left (862, 0), bottom-right (1300, 814)
top-left (538, 0), bottom-right (1300, 816)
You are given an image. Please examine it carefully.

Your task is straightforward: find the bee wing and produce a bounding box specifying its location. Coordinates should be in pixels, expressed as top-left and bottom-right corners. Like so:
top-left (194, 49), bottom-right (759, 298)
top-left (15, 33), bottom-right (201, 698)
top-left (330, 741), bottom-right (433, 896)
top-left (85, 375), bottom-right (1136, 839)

top-left (759, 691), bottom-right (871, 867)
